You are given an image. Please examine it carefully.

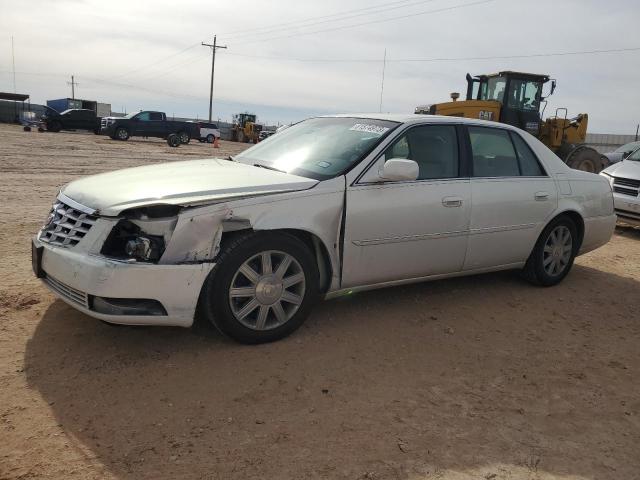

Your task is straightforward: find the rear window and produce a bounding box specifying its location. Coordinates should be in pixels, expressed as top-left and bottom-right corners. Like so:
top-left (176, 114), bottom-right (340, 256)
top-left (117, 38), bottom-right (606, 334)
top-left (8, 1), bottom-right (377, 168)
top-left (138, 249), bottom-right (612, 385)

top-left (469, 126), bottom-right (545, 177)
top-left (470, 127), bottom-right (520, 177)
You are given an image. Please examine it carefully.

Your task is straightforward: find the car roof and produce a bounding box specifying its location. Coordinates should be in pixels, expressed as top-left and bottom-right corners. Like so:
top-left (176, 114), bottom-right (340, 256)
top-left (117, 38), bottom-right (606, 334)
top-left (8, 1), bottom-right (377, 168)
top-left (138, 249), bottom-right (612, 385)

top-left (325, 113), bottom-right (520, 130)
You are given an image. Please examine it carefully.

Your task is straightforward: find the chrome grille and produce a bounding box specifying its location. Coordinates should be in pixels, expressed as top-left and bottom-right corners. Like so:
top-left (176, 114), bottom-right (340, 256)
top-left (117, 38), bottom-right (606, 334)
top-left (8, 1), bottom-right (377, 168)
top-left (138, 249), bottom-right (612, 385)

top-left (44, 275), bottom-right (89, 308)
top-left (612, 176), bottom-right (640, 197)
top-left (39, 199), bottom-right (97, 247)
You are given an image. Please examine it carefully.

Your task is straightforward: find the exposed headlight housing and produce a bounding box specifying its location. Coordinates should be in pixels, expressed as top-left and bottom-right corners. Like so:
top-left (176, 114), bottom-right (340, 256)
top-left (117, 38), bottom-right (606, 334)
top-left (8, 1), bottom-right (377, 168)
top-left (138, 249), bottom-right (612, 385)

top-left (101, 219), bottom-right (167, 262)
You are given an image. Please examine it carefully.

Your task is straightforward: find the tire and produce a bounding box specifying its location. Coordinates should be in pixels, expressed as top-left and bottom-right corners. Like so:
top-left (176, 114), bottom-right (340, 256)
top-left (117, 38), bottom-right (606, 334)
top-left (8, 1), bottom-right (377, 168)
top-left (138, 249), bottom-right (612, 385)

top-left (115, 127), bottom-right (129, 140)
top-left (93, 128), bottom-right (100, 135)
top-left (206, 134), bottom-right (214, 143)
top-left (199, 232), bottom-right (320, 344)
top-left (167, 133), bottom-right (181, 147)
top-left (522, 216), bottom-right (578, 287)
top-left (47, 120), bottom-right (61, 132)
top-left (178, 131), bottom-right (190, 144)
top-left (23, 126), bottom-right (31, 132)
top-left (567, 147), bottom-right (603, 173)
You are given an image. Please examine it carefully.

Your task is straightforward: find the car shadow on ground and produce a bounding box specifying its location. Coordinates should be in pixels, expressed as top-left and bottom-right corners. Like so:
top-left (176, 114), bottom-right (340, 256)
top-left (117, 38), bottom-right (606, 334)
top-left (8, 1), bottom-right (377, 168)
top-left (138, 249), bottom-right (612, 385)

top-left (25, 265), bottom-right (640, 479)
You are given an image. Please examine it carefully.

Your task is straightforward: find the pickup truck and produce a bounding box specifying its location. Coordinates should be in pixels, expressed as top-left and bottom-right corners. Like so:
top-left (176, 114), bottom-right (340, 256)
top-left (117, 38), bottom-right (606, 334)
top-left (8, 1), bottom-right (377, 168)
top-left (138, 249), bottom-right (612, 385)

top-left (42, 108), bottom-right (101, 134)
top-left (101, 111), bottom-right (199, 143)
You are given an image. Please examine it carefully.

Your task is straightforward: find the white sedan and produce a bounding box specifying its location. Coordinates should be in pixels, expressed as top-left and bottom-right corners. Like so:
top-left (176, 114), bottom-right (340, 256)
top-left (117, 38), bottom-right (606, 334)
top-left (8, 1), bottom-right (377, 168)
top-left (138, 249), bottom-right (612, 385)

top-left (33, 114), bottom-right (616, 343)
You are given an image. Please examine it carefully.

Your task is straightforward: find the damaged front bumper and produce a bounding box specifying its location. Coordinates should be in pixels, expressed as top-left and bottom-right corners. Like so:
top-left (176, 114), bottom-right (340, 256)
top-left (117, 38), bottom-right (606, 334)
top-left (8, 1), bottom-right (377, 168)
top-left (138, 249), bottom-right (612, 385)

top-left (32, 193), bottom-right (226, 327)
top-left (34, 236), bottom-right (214, 327)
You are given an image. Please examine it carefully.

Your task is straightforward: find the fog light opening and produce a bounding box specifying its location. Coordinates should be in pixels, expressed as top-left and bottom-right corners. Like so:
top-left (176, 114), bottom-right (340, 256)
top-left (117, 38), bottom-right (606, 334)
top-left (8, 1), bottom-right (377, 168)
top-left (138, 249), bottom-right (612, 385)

top-left (91, 297), bottom-right (167, 316)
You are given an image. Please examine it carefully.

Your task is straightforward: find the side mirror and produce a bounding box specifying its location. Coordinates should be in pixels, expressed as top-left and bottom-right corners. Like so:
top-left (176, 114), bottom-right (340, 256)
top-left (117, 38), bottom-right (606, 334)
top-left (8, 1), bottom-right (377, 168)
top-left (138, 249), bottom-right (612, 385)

top-left (379, 158), bottom-right (419, 182)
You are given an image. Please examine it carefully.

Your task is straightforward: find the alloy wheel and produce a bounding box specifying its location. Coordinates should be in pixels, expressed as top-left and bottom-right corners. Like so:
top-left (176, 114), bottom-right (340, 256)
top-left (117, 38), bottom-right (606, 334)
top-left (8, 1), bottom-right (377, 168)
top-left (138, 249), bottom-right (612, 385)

top-left (229, 250), bottom-right (306, 331)
top-left (542, 225), bottom-right (573, 276)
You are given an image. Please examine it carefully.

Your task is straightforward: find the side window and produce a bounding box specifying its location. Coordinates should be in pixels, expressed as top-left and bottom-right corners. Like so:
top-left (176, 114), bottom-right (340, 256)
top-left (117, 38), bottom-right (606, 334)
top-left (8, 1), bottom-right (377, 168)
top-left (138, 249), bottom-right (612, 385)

top-left (469, 127), bottom-right (520, 177)
top-left (510, 132), bottom-right (545, 176)
top-left (384, 125), bottom-right (459, 180)
top-left (136, 112), bottom-right (151, 121)
top-left (149, 112), bottom-right (163, 121)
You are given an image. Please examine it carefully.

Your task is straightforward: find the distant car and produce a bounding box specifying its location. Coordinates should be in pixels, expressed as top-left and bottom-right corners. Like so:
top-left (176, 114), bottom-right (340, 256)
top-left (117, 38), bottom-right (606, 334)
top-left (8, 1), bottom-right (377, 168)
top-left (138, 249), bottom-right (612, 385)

top-left (601, 146), bottom-right (640, 226)
top-left (42, 108), bottom-right (101, 134)
top-left (258, 130), bottom-right (275, 141)
top-left (101, 111), bottom-right (198, 144)
top-left (33, 114), bottom-right (616, 344)
top-left (197, 122), bottom-right (221, 143)
top-left (603, 141), bottom-right (640, 164)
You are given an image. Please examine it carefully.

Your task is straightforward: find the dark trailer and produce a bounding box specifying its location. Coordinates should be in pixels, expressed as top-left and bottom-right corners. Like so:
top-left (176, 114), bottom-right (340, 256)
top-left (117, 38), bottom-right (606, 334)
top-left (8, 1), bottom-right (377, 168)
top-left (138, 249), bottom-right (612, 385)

top-left (0, 92), bottom-right (30, 123)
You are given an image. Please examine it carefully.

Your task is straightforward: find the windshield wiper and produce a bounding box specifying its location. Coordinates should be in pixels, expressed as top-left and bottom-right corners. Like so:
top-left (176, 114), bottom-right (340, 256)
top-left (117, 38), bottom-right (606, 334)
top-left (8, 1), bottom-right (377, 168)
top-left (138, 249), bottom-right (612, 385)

top-left (253, 163), bottom-right (285, 173)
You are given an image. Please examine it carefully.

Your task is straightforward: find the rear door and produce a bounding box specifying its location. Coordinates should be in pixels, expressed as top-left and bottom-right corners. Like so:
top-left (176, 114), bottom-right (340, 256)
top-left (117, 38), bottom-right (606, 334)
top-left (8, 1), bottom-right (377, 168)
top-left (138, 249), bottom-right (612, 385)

top-left (463, 126), bottom-right (558, 270)
top-left (342, 123), bottom-right (471, 287)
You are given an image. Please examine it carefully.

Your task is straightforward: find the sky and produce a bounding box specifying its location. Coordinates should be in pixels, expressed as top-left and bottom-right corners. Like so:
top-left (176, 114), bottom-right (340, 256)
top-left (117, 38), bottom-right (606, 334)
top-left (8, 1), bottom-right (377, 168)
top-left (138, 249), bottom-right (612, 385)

top-left (1, 0), bottom-right (639, 133)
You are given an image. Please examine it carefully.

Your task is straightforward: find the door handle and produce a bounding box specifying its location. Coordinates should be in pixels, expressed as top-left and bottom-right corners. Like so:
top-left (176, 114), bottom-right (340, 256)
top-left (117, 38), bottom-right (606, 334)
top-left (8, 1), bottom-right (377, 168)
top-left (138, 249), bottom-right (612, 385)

top-left (442, 196), bottom-right (463, 207)
top-left (534, 191), bottom-right (549, 201)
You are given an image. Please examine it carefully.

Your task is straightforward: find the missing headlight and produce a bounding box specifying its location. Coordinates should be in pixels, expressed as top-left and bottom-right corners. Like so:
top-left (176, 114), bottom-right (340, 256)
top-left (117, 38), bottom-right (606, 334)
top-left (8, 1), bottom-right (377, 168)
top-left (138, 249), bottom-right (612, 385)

top-left (101, 219), bottom-right (165, 262)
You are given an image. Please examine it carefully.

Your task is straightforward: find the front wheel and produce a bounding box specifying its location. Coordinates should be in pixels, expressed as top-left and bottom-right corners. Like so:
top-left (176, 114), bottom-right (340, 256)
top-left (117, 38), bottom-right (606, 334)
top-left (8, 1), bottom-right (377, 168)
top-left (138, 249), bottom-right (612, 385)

top-left (47, 120), bottom-right (61, 132)
top-left (206, 134), bottom-right (214, 143)
top-left (199, 232), bottom-right (319, 344)
top-left (115, 127), bottom-right (129, 140)
top-left (522, 216), bottom-right (578, 286)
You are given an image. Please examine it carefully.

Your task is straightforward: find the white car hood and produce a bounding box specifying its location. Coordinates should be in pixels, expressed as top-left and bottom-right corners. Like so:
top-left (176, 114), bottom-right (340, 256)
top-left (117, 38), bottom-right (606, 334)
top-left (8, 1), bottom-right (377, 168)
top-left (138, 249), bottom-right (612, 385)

top-left (604, 159), bottom-right (640, 179)
top-left (61, 158), bottom-right (318, 216)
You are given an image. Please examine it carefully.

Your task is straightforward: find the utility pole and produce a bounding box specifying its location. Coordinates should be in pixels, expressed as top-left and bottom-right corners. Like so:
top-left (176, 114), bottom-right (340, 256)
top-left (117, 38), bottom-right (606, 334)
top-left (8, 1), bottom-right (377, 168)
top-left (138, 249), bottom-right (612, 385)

top-left (202, 35), bottom-right (227, 122)
top-left (636, 124), bottom-right (639, 142)
top-left (67, 75), bottom-right (78, 99)
top-left (379, 48), bottom-right (386, 113)
top-left (11, 36), bottom-right (16, 93)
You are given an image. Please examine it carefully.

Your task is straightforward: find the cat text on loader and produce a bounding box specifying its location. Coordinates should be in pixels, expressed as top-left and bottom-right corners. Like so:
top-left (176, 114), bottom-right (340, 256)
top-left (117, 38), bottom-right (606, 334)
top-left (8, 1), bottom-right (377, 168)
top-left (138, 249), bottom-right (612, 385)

top-left (416, 71), bottom-right (608, 172)
top-left (231, 113), bottom-right (263, 144)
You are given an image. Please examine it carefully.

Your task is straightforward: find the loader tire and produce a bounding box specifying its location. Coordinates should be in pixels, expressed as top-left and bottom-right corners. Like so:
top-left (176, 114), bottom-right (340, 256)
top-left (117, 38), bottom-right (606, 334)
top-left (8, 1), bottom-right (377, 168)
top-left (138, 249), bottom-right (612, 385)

top-left (566, 147), bottom-right (603, 173)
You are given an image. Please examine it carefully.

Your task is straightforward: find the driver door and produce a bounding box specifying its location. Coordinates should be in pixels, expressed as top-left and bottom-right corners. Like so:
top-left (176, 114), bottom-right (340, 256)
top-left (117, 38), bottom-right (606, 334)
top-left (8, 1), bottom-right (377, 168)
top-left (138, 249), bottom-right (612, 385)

top-left (341, 124), bottom-right (471, 288)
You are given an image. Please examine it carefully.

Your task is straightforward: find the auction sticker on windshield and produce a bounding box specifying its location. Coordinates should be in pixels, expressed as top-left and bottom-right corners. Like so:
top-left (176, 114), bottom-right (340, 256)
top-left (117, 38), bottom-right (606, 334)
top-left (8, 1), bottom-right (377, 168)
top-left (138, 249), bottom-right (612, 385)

top-left (349, 124), bottom-right (390, 135)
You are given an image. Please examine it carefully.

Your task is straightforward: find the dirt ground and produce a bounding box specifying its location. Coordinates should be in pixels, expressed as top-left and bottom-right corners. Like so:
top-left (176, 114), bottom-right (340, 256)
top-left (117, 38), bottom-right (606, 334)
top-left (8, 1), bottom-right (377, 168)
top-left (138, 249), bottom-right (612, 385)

top-left (0, 123), bottom-right (639, 480)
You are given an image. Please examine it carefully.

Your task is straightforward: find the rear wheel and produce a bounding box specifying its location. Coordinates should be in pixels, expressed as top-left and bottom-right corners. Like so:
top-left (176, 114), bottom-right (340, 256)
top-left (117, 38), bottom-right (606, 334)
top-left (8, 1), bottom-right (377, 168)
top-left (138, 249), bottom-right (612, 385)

top-left (178, 131), bottom-right (190, 144)
top-left (115, 127), bottom-right (129, 140)
top-left (199, 232), bottom-right (319, 344)
top-left (522, 216), bottom-right (578, 286)
top-left (167, 133), bottom-right (181, 147)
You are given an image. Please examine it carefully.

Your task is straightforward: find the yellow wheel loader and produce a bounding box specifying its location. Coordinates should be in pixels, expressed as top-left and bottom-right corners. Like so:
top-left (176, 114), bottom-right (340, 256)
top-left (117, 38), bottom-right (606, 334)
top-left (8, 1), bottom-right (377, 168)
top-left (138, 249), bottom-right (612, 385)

top-left (232, 113), bottom-right (263, 144)
top-left (416, 71), bottom-right (608, 172)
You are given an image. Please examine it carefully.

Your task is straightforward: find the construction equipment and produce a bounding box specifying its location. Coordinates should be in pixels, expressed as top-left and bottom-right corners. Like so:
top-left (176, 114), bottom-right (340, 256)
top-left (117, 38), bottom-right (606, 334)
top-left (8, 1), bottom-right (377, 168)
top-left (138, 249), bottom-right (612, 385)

top-left (232, 113), bottom-right (263, 143)
top-left (416, 71), bottom-right (608, 172)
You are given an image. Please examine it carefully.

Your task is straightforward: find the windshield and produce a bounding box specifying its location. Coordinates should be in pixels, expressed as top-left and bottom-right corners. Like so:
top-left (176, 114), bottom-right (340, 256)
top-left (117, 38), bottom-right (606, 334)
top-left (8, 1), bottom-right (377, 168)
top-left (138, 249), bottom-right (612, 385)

top-left (615, 141), bottom-right (640, 153)
top-left (507, 79), bottom-right (542, 111)
top-left (124, 111), bottom-right (141, 119)
top-left (234, 117), bottom-right (399, 180)
top-left (480, 77), bottom-right (506, 102)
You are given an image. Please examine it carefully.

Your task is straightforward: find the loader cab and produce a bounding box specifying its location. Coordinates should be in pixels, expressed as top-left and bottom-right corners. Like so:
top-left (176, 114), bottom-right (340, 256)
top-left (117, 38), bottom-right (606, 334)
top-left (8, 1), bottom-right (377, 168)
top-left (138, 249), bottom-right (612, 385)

top-left (466, 71), bottom-right (552, 135)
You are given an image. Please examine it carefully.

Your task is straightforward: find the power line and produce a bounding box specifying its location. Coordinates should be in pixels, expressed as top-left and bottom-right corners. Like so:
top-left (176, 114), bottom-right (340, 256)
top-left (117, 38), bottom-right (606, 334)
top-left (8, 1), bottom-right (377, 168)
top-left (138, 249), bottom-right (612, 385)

top-left (222, 0), bottom-right (438, 41)
top-left (111, 42), bottom-right (201, 80)
top-left (221, 45), bottom-right (640, 64)
top-left (221, 0), bottom-right (418, 36)
top-left (230, 0), bottom-right (496, 47)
